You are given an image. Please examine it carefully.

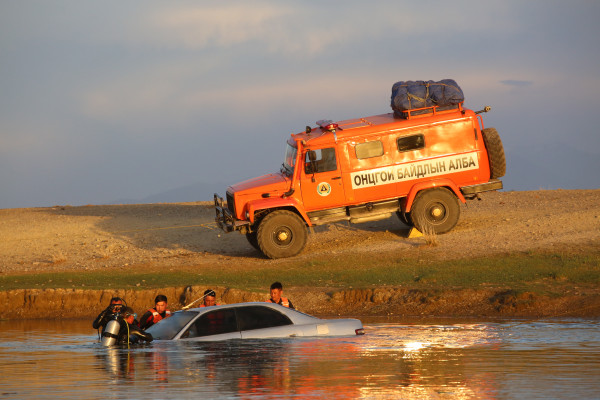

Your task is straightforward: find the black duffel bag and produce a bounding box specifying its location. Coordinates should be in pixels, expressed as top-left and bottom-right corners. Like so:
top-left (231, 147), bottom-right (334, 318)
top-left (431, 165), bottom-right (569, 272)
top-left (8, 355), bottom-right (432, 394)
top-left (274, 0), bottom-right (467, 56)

top-left (391, 79), bottom-right (464, 117)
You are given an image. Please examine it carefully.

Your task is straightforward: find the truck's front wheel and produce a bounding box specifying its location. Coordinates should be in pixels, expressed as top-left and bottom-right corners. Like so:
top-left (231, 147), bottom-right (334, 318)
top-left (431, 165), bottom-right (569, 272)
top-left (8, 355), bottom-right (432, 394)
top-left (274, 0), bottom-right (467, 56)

top-left (409, 188), bottom-right (460, 234)
top-left (257, 210), bottom-right (308, 259)
top-left (246, 231), bottom-right (260, 250)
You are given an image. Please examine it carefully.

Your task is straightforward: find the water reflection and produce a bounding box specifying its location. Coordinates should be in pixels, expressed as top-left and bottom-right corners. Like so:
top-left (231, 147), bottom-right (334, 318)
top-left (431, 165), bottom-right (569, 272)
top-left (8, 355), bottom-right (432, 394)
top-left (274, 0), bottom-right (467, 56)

top-left (0, 319), bottom-right (599, 399)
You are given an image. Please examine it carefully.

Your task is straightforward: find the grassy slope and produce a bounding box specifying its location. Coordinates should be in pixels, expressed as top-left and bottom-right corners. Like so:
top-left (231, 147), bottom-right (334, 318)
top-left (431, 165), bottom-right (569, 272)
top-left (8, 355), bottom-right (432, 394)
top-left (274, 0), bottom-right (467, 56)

top-left (3, 250), bottom-right (598, 296)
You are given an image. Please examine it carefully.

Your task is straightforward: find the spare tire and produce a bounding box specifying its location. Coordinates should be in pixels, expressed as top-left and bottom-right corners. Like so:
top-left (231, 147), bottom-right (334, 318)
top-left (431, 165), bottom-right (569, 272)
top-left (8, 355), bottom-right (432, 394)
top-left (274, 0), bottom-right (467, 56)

top-left (482, 127), bottom-right (506, 178)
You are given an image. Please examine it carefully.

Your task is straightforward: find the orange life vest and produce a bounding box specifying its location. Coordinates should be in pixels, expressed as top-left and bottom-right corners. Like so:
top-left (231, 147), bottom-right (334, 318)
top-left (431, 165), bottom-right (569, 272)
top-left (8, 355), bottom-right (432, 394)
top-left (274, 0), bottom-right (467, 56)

top-left (148, 308), bottom-right (171, 324)
top-left (268, 297), bottom-right (291, 307)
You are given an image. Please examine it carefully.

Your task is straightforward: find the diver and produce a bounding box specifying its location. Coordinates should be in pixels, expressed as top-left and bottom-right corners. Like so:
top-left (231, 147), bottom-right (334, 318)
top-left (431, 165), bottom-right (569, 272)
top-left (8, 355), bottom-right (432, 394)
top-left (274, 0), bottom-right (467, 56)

top-left (118, 307), bottom-right (153, 345)
top-left (93, 297), bottom-right (125, 331)
top-left (93, 297), bottom-right (153, 346)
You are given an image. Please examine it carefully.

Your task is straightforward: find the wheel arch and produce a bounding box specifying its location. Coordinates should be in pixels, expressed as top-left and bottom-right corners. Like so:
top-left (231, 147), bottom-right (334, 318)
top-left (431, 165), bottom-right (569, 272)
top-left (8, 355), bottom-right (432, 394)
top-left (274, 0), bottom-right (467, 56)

top-left (403, 179), bottom-right (465, 212)
top-left (246, 198), bottom-right (312, 227)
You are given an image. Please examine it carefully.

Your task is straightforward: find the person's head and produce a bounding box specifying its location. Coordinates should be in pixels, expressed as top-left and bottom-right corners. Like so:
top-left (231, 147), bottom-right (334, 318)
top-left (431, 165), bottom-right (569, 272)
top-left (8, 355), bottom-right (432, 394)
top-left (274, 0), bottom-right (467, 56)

top-left (270, 282), bottom-right (283, 302)
top-left (154, 295), bottom-right (168, 313)
top-left (203, 289), bottom-right (216, 306)
top-left (109, 297), bottom-right (124, 313)
top-left (123, 307), bottom-right (137, 325)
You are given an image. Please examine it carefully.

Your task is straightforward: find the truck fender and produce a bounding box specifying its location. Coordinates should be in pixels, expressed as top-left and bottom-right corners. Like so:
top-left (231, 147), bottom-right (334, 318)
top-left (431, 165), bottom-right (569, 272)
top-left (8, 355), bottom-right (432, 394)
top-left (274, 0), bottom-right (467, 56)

top-left (404, 179), bottom-right (466, 212)
top-left (246, 197), bottom-right (312, 227)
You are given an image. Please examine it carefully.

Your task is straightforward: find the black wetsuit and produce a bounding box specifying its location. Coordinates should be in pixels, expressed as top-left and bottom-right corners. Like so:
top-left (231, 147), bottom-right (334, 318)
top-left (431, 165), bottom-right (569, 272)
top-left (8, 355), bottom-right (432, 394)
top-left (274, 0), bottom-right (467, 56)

top-left (114, 320), bottom-right (153, 345)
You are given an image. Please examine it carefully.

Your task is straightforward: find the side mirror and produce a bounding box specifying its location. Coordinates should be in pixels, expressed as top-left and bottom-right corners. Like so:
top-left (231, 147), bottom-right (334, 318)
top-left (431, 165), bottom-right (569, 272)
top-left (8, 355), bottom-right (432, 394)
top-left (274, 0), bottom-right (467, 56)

top-left (307, 150), bottom-right (317, 162)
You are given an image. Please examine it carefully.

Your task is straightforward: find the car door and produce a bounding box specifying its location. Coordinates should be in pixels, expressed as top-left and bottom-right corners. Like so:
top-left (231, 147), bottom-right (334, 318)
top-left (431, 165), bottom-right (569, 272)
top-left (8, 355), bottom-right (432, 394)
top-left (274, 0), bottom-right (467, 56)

top-left (237, 306), bottom-right (304, 339)
top-left (300, 146), bottom-right (348, 212)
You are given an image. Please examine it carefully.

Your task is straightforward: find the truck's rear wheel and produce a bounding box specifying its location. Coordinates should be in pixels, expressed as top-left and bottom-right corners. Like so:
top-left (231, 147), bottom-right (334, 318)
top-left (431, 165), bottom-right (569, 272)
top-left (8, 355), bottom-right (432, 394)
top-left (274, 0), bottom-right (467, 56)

top-left (482, 127), bottom-right (506, 178)
top-left (257, 210), bottom-right (308, 259)
top-left (409, 188), bottom-right (460, 234)
top-left (396, 210), bottom-right (412, 226)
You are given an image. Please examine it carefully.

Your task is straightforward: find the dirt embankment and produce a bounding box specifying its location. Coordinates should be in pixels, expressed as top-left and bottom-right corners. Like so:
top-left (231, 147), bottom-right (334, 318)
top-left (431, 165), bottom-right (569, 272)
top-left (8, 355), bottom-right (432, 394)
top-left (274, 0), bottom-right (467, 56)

top-left (1, 189), bottom-right (600, 319)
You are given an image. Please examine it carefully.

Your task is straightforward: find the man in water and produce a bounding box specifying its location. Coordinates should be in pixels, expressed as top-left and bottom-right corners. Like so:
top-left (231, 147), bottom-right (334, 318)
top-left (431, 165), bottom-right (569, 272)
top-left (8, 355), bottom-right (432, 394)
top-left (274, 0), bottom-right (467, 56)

top-left (119, 307), bottom-right (153, 344)
top-left (92, 297), bottom-right (125, 331)
top-left (200, 289), bottom-right (220, 307)
top-left (139, 294), bottom-right (172, 330)
top-left (93, 298), bottom-right (152, 345)
top-left (267, 282), bottom-right (295, 309)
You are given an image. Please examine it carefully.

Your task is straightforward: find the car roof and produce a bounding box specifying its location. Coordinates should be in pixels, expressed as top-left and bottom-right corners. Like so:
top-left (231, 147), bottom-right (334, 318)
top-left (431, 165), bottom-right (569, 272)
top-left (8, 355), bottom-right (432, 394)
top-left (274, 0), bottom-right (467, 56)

top-left (182, 302), bottom-right (319, 324)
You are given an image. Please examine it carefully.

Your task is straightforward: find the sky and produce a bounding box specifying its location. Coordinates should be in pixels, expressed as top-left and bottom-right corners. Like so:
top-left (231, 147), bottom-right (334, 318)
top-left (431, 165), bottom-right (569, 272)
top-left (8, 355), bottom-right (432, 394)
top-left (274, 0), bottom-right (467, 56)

top-left (1, 1), bottom-right (599, 209)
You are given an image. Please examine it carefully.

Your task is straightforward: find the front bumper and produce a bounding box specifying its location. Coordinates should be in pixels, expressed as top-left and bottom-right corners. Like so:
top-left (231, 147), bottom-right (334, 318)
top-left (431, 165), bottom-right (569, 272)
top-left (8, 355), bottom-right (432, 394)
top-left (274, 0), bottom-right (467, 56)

top-left (214, 193), bottom-right (249, 233)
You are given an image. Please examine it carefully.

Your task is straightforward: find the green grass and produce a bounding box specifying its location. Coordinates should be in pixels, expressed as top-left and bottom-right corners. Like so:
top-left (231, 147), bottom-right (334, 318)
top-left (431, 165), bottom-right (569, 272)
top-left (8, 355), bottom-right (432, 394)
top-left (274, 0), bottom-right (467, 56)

top-left (1, 251), bottom-right (598, 293)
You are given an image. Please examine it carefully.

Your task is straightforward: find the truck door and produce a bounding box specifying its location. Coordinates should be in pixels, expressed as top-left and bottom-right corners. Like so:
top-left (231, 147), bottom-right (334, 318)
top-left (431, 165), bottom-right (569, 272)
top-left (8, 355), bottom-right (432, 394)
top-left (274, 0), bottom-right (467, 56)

top-left (300, 147), bottom-right (347, 212)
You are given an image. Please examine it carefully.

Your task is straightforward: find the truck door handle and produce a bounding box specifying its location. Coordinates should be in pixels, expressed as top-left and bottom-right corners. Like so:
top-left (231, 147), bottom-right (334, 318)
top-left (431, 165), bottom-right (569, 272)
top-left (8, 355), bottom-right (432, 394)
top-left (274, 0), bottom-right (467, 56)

top-left (331, 176), bottom-right (342, 180)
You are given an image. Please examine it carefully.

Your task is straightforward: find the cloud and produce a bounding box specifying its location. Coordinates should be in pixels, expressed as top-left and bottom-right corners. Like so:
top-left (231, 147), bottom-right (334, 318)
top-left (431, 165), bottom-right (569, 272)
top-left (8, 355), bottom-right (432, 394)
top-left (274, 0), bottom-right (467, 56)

top-left (500, 80), bottom-right (533, 88)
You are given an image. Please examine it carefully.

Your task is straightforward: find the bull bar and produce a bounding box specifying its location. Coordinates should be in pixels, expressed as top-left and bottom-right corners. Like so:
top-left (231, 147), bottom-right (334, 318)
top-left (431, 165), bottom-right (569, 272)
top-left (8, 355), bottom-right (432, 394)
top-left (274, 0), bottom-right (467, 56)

top-left (214, 193), bottom-right (249, 233)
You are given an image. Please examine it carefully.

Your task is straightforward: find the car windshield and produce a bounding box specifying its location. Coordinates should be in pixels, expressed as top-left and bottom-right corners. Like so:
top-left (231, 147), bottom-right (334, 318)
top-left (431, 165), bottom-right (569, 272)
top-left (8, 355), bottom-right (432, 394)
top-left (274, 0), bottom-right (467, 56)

top-left (145, 311), bottom-right (198, 340)
top-left (282, 143), bottom-right (297, 176)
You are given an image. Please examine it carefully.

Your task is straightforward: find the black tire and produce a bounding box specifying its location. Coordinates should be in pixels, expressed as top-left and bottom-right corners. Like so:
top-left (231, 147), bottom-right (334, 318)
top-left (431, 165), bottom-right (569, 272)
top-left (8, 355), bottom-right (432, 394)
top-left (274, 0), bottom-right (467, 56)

top-left (409, 188), bottom-right (460, 234)
top-left (245, 231), bottom-right (260, 250)
top-left (257, 210), bottom-right (308, 259)
top-left (396, 210), bottom-right (413, 226)
top-left (482, 127), bottom-right (506, 178)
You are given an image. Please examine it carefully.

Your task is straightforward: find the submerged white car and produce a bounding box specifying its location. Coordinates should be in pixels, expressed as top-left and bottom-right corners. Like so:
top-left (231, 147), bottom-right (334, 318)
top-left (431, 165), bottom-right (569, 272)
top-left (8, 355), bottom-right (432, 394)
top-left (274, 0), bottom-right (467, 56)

top-left (145, 302), bottom-right (364, 341)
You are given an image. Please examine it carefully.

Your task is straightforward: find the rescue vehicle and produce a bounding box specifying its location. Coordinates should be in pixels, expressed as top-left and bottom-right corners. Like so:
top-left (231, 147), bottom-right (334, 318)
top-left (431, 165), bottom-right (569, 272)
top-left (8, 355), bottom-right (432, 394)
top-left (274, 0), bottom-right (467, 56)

top-left (214, 101), bottom-right (505, 259)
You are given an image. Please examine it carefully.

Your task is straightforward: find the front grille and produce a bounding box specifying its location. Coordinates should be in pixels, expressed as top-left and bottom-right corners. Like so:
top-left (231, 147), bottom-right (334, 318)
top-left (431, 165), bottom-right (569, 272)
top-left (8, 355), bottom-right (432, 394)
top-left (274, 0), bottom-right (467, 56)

top-left (226, 192), bottom-right (236, 216)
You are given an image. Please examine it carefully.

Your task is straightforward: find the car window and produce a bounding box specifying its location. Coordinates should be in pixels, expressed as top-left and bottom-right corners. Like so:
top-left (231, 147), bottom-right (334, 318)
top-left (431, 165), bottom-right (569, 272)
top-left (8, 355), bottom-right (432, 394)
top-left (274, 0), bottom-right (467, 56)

top-left (184, 309), bottom-right (238, 338)
top-left (397, 134), bottom-right (425, 152)
top-left (355, 141), bottom-right (384, 159)
top-left (236, 306), bottom-right (293, 331)
top-left (145, 311), bottom-right (199, 340)
top-left (304, 147), bottom-right (337, 173)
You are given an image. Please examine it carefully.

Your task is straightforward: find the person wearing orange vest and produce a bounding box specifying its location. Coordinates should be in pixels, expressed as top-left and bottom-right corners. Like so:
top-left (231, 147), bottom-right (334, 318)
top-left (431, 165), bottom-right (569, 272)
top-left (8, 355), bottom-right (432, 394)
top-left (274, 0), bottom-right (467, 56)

top-left (267, 281), bottom-right (295, 309)
top-left (139, 294), bottom-right (172, 330)
top-left (200, 289), bottom-right (220, 307)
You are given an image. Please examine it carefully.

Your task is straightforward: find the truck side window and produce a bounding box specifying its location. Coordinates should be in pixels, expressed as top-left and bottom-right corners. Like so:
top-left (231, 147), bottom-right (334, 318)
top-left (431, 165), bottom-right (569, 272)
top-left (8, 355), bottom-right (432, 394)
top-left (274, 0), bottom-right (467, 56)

top-left (305, 148), bottom-right (337, 174)
top-left (355, 141), bottom-right (384, 159)
top-left (397, 134), bottom-right (425, 152)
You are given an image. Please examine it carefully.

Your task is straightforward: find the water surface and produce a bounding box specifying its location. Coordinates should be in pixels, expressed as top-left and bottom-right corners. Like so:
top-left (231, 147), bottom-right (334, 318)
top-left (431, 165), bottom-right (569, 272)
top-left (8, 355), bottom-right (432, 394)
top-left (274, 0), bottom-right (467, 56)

top-left (0, 318), bottom-right (598, 399)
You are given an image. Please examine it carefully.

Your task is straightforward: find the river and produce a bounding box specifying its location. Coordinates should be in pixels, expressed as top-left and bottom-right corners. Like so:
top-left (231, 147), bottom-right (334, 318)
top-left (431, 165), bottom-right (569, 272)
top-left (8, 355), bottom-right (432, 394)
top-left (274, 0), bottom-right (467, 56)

top-left (0, 318), bottom-right (598, 399)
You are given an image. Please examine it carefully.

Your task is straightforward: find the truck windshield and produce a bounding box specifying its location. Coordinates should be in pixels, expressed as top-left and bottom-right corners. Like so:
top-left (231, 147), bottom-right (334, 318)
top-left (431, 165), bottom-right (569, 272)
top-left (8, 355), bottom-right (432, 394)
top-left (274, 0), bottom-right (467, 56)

top-left (282, 143), bottom-right (297, 176)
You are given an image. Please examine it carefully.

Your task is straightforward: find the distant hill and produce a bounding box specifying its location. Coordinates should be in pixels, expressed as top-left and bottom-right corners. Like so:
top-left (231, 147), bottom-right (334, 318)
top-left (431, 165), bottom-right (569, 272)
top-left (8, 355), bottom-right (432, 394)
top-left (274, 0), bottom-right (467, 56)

top-left (110, 181), bottom-right (230, 205)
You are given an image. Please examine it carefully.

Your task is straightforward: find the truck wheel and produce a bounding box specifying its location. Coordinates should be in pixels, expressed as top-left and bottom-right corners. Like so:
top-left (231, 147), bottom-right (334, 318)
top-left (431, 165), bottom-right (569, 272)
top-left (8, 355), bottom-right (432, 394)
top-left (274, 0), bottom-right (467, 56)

top-left (257, 210), bottom-right (308, 259)
top-left (396, 211), bottom-right (413, 226)
top-left (246, 231), bottom-right (260, 250)
top-left (410, 188), bottom-right (460, 234)
top-left (482, 127), bottom-right (506, 179)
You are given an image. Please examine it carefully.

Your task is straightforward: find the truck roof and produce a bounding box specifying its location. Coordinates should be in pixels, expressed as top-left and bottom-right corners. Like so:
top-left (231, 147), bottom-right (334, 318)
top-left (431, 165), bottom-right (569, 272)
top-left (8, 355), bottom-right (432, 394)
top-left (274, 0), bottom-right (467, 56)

top-left (292, 106), bottom-right (474, 146)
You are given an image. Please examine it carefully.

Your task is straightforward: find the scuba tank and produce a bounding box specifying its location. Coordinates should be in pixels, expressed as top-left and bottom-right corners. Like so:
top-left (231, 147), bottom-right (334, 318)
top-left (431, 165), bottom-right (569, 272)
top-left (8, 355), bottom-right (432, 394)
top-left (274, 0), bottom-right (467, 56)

top-left (101, 317), bottom-right (121, 347)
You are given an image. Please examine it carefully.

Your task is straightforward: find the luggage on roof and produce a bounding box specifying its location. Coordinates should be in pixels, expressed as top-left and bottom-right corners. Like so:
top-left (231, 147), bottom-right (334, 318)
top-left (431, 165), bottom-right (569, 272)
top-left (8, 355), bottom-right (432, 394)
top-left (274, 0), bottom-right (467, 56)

top-left (390, 79), bottom-right (464, 118)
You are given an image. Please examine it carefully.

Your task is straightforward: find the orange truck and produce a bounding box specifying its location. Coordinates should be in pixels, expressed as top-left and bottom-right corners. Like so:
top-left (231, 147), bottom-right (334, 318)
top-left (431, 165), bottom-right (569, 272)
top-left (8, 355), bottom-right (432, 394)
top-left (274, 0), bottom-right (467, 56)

top-left (214, 100), bottom-right (505, 259)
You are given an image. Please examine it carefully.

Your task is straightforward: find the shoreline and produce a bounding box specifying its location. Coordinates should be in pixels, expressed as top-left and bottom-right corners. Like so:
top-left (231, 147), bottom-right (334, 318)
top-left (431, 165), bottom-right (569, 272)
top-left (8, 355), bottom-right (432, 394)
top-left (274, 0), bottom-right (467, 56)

top-left (5, 285), bottom-right (600, 320)
top-left (2, 189), bottom-right (599, 321)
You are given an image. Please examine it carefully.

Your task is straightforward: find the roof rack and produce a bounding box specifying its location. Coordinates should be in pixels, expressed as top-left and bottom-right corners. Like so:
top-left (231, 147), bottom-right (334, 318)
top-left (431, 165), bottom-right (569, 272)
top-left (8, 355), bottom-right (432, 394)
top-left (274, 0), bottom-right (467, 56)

top-left (397, 103), bottom-right (463, 120)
